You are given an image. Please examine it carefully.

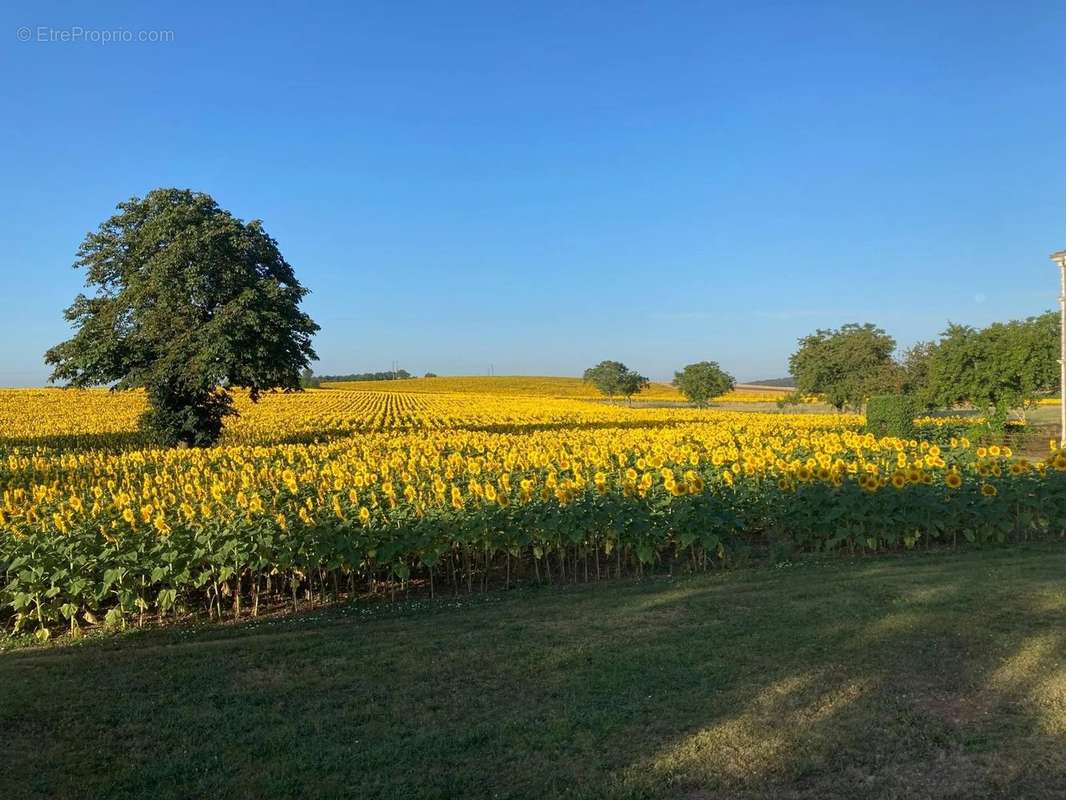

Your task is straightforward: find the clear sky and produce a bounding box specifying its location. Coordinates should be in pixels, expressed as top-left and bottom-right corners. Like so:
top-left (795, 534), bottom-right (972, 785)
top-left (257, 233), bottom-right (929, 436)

top-left (2, 1), bottom-right (1065, 385)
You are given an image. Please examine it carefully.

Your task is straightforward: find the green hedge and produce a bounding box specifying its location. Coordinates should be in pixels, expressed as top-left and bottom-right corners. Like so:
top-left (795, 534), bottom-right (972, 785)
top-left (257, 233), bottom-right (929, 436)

top-left (866, 395), bottom-right (917, 438)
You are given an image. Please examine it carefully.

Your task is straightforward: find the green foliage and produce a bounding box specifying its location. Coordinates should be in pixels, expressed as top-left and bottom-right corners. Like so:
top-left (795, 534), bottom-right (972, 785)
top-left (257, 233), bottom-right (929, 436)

top-left (300, 368), bottom-right (321, 389)
top-left (424, 372), bottom-right (438, 378)
top-left (317, 369), bottom-right (412, 382)
top-left (926, 313), bottom-right (1060, 422)
top-left (788, 323), bottom-right (900, 410)
top-left (899, 341), bottom-right (935, 407)
top-left (44, 189), bottom-right (319, 446)
top-left (582, 361), bottom-right (649, 400)
top-left (4, 454), bottom-right (1065, 637)
top-left (673, 361), bottom-right (736, 407)
top-left (749, 377), bottom-right (797, 388)
top-left (865, 395), bottom-right (917, 439)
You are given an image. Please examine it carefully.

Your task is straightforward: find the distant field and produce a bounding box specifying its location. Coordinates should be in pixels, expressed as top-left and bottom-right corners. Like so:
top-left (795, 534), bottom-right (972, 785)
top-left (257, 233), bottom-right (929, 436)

top-left (323, 375), bottom-right (793, 403)
top-left (324, 374), bottom-right (686, 399)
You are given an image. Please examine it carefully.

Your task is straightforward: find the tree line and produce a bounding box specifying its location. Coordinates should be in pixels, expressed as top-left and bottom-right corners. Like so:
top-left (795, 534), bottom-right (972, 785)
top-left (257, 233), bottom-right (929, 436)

top-left (304, 369), bottom-right (415, 386)
top-left (586, 311), bottom-right (1060, 421)
top-left (787, 315), bottom-right (1060, 423)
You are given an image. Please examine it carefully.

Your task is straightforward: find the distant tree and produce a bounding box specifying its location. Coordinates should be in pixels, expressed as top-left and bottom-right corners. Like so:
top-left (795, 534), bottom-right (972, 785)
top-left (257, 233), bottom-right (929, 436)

top-left (316, 369), bottom-right (411, 382)
top-left (583, 361), bottom-right (648, 402)
top-left (749, 377), bottom-right (797, 388)
top-left (300, 367), bottom-right (321, 389)
top-left (618, 371), bottom-right (650, 403)
top-left (673, 361), bottom-right (736, 407)
top-left (583, 361), bottom-right (624, 398)
top-left (45, 189), bottom-right (319, 446)
top-left (424, 372), bottom-right (438, 378)
top-left (926, 312), bottom-right (1059, 424)
top-left (788, 323), bottom-right (899, 411)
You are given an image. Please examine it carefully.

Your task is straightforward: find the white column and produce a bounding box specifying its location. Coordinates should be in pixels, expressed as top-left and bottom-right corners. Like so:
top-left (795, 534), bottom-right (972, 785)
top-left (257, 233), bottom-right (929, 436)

top-left (1054, 252), bottom-right (1066, 448)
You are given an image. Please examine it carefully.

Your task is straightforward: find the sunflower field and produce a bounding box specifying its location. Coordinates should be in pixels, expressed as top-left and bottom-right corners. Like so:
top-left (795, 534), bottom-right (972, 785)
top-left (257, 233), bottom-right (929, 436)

top-left (323, 375), bottom-right (799, 403)
top-left (2, 385), bottom-right (1066, 639)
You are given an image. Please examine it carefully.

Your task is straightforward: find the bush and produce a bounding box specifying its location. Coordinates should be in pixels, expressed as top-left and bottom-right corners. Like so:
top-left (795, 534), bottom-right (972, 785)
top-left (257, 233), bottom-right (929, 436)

top-left (866, 395), bottom-right (917, 439)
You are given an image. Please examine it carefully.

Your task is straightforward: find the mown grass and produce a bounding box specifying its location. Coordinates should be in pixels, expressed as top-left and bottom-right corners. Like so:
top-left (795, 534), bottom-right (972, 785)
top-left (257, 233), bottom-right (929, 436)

top-left (5, 545), bottom-right (1066, 799)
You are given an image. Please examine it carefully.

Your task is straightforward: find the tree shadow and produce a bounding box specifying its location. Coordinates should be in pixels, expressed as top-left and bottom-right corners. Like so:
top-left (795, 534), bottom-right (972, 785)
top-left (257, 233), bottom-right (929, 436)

top-left (4, 548), bottom-right (1066, 799)
top-left (0, 430), bottom-right (151, 452)
top-left (463, 419), bottom-right (696, 435)
top-left (612, 551), bottom-right (1066, 798)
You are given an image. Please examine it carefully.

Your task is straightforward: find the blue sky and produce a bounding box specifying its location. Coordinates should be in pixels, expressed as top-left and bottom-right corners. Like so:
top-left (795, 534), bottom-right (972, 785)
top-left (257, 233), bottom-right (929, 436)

top-left (2, 1), bottom-right (1065, 385)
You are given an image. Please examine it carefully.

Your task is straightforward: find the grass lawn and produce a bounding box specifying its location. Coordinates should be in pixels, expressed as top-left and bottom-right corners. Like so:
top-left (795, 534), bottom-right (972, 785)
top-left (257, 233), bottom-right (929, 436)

top-left (6, 545), bottom-right (1066, 799)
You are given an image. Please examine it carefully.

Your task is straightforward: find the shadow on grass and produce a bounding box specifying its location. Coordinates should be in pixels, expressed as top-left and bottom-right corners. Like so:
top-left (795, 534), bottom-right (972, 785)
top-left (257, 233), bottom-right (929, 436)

top-left (4, 547), bottom-right (1066, 799)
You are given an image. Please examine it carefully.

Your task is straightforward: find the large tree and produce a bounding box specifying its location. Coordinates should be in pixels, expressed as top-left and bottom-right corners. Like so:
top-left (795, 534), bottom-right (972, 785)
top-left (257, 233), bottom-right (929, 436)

top-left (926, 312), bottom-right (1059, 423)
top-left (45, 189), bottom-right (319, 446)
top-left (583, 360), bottom-right (648, 402)
top-left (673, 361), bottom-right (735, 407)
top-left (788, 323), bottom-right (899, 410)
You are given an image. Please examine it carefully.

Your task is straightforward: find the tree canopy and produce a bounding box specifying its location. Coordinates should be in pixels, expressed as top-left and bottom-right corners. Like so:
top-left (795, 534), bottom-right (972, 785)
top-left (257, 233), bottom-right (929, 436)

top-left (924, 313), bottom-right (1059, 422)
top-left (899, 341), bottom-right (935, 407)
top-left (583, 361), bottom-right (649, 401)
top-left (45, 188), bottom-right (319, 446)
top-left (788, 323), bottom-right (900, 410)
top-left (673, 361), bottom-right (735, 407)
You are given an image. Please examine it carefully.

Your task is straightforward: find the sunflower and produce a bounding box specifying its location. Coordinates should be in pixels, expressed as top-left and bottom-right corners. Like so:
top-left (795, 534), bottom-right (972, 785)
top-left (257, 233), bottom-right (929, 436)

top-left (980, 483), bottom-right (997, 497)
top-left (944, 472), bottom-right (962, 489)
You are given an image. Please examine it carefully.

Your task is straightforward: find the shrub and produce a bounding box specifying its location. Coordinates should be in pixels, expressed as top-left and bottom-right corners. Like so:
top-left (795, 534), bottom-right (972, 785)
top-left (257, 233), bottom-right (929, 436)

top-left (866, 395), bottom-right (917, 439)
